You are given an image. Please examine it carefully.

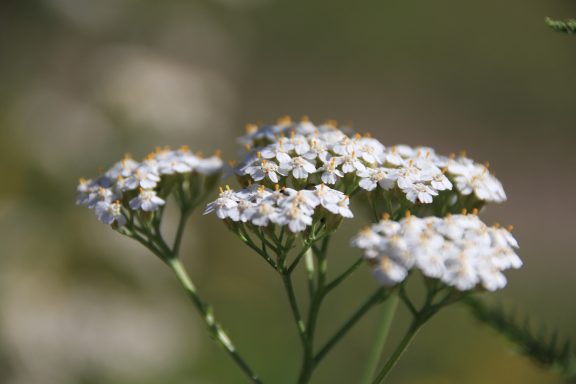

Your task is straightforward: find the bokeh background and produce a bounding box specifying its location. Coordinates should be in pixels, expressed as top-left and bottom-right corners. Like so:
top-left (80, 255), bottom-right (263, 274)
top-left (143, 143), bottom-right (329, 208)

top-left (1, 0), bottom-right (575, 383)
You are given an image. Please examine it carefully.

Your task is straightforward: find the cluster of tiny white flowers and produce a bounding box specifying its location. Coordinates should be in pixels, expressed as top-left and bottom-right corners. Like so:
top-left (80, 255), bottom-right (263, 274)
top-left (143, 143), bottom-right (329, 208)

top-left (237, 117), bottom-right (374, 188)
top-left (445, 156), bottom-right (506, 203)
top-left (380, 146), bottom-right (506, 203)
top-left (351, 213), bottom-right (521, 291)
top-left (204, 184), bottom-right (353, 233)
top-left (77, 146), bottom-right (223, 227)
top-left (236, 117), bottom-right (505, 205)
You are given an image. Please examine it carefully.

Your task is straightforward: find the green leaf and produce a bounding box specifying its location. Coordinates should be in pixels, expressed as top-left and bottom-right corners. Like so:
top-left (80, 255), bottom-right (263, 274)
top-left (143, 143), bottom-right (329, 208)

top-left (546, 17), bottom-right (576, 34)
top-left (464, 296), bottom-right (576, 382)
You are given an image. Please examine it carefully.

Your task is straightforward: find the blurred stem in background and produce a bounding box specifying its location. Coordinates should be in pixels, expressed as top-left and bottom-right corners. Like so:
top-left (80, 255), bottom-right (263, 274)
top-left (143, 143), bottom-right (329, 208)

top-left (360, 292), bottom-right (399, 384)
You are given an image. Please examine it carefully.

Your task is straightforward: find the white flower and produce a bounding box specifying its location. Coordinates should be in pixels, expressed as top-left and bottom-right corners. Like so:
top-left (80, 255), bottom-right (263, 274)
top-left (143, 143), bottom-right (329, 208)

top-left (289, 133), bottom-right (311, 155)
top-left (105, 157), bottom-right (140, 179)
top-left (196, 155), bottom-right (224, 175)
top-left (447, 157), bottom-right (506, 203)
top-left (158, 156), bottom-right (194, 175)
top-left (279, 188), bottom-right (319, 212)
top-left (317, 127), bottom-right (347, 146)
top-left (260, 138), bottom-right (294, 163)
top-left (357, 168), bottom-right (395, 191)
top-left (76, 178), bottom-right (96, 206)
top-left (312, 184), bottom-right (344, 209)
top-left (204, 187), bottom-right (239, 219)
top-left (304, 138), bottom-right (329, 162)
top-left (319, 157), bottom-right (344, 185)
top-left (95, 201), bottom-right (127, 226)
top-left (227, 199), bottom-right (256, 222)
top-left (280, 156), bottom-right (317, 180)
top-left (372, 256), bottom-right (408, 287)
top-left (249, 202), bottom-right (280, 227)
top-left (129, 189), bottom-right (166, 212)
top-left (322, 195), bottom-right (353, 218)
top-left (124, 166), bottom-right (161, 190)
top-left (86, 186), bottom-right (117, 208)
top-left (280, 204), bottom-right (313, 233)
top-left (430, 173), bottom-right (452, 191)
top-left (292, 118), bottom-right (318, 136)
top-left (443, 248), bottom-right (481, 291)
top-left (243, 157), bottom-right (286, 183)
top-left (403, 182), bottom-right (438, 204)
top-left (339, 153), bottom-right (366, 174)
top-left (356, 137), bottom-right (385, 164)
top-left (350, 227), bottom-right (382, 258)
top-left (235, 184), bottom-right (273, 203)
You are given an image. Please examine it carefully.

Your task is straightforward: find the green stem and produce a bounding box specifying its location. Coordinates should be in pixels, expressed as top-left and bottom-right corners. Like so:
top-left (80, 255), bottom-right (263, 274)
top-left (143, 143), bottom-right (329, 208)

top-left (288, 243), bottom-right (312, 273)
top-left (168, 258), bottom-right (263, 384)
top-left (281, 271), bottom-right (308, 348)
top-left (324, 257), bottom-right (363, 293)
top-left (172, 209), bottom-right (190, 256)
top-left (360, 292), bottom-right (399, 384)
top-left (238, 227), bottom-right (278, 271)
top-left (371, 318), bottom-right (425, 384)
top-left (371, 286), bottom-right (445, 384)
top-left (314, 288), bottom-right (387, 365)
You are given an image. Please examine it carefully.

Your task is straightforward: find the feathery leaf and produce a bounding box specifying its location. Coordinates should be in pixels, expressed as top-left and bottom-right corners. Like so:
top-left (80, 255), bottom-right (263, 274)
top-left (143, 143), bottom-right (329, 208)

top-left (464, 296), bottom-right (576, 382)
top-left (546, 17), bottom-right (576, 34)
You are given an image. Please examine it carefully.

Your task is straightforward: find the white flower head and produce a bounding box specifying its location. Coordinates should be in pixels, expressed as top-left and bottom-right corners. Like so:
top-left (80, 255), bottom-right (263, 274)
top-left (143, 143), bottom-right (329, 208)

top-left (205, 183), bottom-right (354, 234)
top-left (447, 156), bottom-right (506, 203)
top-left (351, 213), bottom-right (521, 291)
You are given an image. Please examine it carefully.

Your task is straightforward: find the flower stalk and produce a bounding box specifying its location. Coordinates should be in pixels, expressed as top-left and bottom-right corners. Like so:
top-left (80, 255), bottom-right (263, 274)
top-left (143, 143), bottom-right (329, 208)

top-left (360, 292), bottom-right (399, 384)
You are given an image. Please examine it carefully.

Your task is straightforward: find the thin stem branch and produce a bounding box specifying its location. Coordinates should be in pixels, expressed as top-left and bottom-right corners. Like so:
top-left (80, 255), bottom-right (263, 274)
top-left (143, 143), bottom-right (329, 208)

top-left (325, 257), bottom-right (364, 293)
top-left (287, 243), bottom-right (312, 274)
top-left (360, 292), bottom-right (399, 384)
top-left (126, 210), bottom-right (264, 383)
top-left (281, 270), bottom-right (308, 347)
top-left (371, 318), bottom-right (425, 384)
top-left (314, 288), bottom-right (388, 365)
top-left (168, 258), bottom-right (263, 384)
top-left (172, 209), bottom-right (189, 256)
top-left (371, 280), bottom-right (453, 383)
top-left (238, 227), bottom-right (278, 270)
top-left (297, 237), bottom-right (329, 384)
top-left (399, 284), bottom-right (417, 317)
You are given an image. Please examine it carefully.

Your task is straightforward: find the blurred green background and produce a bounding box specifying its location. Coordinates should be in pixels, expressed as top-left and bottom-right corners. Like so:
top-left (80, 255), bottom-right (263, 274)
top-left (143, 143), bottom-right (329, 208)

top-left (0, 0), bottom-right (575, 383)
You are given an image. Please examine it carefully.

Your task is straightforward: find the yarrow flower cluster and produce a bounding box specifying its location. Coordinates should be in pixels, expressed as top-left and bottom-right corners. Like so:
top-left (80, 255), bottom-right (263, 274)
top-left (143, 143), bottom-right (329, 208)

top-left (76, 115), bottom-right (528, 384)
top-left (235, 117), bottom-right (506, 211)
top-left (204, 184), bottom-right (352, 233)
top-left (351, 212), bottom-right (521, 291)
top-left (77, 146), bottom-right (224, 227)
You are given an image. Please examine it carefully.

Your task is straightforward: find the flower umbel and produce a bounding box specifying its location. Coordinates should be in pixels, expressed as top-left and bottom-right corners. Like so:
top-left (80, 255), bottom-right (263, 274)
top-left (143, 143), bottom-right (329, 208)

top-left (77, 146), bottom-right (224, 228)
top-left (351, 212), bottom-right (521, 291)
